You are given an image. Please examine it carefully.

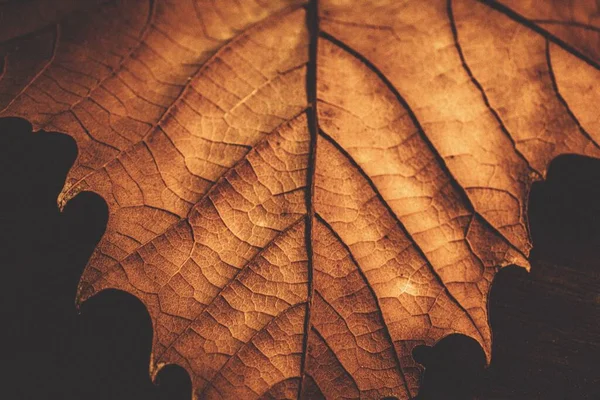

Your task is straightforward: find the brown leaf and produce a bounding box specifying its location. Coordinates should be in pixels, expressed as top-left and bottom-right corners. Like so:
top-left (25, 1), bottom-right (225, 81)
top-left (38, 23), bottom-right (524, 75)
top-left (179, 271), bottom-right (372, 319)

top-left (1, 0), bottom-right (598, 398)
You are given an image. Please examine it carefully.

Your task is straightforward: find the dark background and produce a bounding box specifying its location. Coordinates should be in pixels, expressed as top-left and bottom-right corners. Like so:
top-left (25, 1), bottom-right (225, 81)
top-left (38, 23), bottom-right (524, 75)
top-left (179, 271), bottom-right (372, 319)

top-left (1, 117), bottom-right (598, 399)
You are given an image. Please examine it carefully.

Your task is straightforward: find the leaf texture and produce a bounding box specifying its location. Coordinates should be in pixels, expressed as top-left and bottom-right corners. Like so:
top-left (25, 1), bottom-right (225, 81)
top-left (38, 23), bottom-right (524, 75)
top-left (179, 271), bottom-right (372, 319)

top-left (1, 0), bottom-right (598, 398)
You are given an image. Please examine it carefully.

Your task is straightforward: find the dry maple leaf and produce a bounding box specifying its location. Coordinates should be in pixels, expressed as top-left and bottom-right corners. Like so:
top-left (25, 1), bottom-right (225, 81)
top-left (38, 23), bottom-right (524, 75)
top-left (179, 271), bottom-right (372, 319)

top-left (2, 0), bottom-right (599, 398)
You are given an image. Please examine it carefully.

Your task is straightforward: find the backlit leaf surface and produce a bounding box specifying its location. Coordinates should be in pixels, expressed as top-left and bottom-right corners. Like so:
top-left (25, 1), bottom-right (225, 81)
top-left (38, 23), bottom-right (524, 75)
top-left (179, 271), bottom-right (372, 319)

top-left (1, 0), bottom-right (598, 398)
